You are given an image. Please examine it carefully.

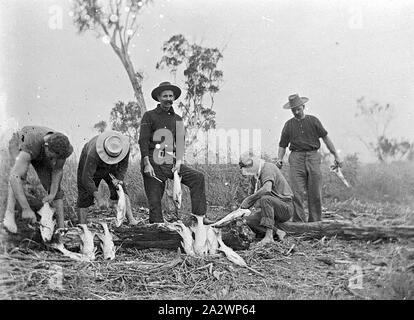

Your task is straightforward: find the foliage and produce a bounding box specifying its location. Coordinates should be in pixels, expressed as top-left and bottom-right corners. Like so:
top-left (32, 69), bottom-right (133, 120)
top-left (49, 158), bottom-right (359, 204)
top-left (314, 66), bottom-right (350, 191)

top-left (109, 100), bottom-right (142, 155)
top-left (355, 97), bottom-right (414, 162)
top-left (93, 120), bottom-right (107, 133)
top-left (156, 34), bottom-right (224, 152)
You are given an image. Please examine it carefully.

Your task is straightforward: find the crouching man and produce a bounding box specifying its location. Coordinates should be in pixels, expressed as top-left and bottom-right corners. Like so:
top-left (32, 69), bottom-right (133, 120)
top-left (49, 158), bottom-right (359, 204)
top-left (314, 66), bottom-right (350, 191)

top-left (76, 130), bottom-right (138, 225)
top-left (3, 126), bottom-right (73, 233)
top-left (239, 152), bottom-right (294, 245)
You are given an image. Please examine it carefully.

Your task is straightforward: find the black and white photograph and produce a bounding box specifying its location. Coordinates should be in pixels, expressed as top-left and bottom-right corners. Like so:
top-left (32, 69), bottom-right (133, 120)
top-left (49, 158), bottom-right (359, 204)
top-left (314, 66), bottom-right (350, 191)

top-left (1, 0), bottom-right (413, 304)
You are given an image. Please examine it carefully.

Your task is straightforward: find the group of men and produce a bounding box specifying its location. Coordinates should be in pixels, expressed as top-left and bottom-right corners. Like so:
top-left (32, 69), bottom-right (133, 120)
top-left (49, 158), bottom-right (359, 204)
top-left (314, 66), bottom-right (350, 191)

top-left (1, 81), bottom-right (342, 245)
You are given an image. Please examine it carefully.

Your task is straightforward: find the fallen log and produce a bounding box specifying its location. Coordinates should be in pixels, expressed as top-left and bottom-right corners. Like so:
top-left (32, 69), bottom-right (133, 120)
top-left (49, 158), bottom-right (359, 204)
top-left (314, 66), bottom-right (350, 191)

top-left (1, 212), bottom-right (255, 252)
top-left (3, 197), bottom-right (413, 253)
top-left (276, 220), bottom-right (414, 241)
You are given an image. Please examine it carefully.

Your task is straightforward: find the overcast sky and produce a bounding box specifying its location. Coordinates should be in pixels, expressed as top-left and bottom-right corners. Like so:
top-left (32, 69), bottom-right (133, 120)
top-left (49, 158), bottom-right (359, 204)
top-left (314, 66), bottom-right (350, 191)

top-left (1, 0), bottom-right (414, 162)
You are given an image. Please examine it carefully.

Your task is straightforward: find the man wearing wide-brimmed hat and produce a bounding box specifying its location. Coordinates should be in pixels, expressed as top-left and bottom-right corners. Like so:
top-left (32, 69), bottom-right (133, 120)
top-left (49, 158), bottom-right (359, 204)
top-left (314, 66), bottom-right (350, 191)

top-left (76, 130), bottom-right (138, 225)
top-left (276, 94), bottom-right (342, 222)
top-left (138, 81), bottom-right (207, 223)
top-left (238, 151), bottom-right (294, 245)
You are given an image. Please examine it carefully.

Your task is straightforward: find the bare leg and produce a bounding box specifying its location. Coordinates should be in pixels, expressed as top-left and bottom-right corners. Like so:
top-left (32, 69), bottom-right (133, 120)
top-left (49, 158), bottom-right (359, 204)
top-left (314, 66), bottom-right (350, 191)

top-left (78, 207), bottom-right (88, 225)
top-left (53, 199), bottom-right (65, 229)
top-left (257, 228), bottom-right (275, 245)
top-left (275, 228), bottom-right (286, 241)
top-left (3, 183), bottom-right (17, 233)
top-left (125, 195), bottom-right (138, 225)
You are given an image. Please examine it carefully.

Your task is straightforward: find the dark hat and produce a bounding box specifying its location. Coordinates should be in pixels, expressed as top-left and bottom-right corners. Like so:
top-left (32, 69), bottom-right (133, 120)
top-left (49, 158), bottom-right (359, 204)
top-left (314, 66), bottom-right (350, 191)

top-left (96, 130), bottom-right (130, 164)
top-left (283, 94), bottom-right (309, 109)
top-left (151, 81), bottom-right (181, 102)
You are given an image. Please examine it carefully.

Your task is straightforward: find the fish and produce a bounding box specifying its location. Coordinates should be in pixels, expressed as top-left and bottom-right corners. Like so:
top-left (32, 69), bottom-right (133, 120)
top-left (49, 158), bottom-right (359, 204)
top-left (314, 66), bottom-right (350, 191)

top-left (191, 214), bottom-right (208, 256)
top-left (330, 165), bottom-right (350, 188)
top-left (166, 221), bottom-right (195, 256)
top-left (214, 228), bottom-right (247, 267)
top-left (173, 171), bottom-right (182, 209)
top-left (78, 224), bottom-right (96, 261)
top-left (210, 208), bottom-right (251, 228)
top-left (96, 222), bottom-right (116, 260)
top-left (115, 185), bottom-right (126, 227)
top-left (37, 203), bottom-right (56, 242)
top-left (206, 226), bottom-right (219, 255)
top-left (52, 242), bottom-right (87, 262)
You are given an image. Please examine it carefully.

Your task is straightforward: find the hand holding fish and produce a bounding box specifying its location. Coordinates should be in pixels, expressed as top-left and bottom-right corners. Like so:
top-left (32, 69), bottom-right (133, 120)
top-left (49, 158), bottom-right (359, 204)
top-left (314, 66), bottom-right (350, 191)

top-left (172, 159), bottom-right (182, 173)
top-left (240, 196), bottom-right (254, 209)
top-left (42, 194), bottom-right (55, 204)
top-left (109, 173), bottom-right (123, 189)
top-left (330, 160), bottom-right (350, 188)
top-left (22, 207), bottom-right (37, 223)
top-left (333, 156), bottom-right (343, 168)
top-left (144, 163), bottom-right (155, 177)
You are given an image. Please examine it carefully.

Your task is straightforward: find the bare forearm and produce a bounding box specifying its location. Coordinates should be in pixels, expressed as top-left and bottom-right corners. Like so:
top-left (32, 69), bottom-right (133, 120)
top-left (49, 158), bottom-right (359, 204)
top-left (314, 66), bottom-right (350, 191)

top-left (243, 187), bottom-right (270, 208)
top-left (323, 136), bottom-right (338, 157)
top-left (278, 147), bottom-right (286, 160)
top-left (49, 169), bottom-right (63, 198)
top-left (9, 174), bottom-right (30, 210)
top-left (143, 156), bottom-right (150, 166)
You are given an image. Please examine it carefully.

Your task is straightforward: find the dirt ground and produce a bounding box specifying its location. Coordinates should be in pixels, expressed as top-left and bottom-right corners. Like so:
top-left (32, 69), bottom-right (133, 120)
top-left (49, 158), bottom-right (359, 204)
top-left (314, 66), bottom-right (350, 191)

top-left (1, 201), bottom-right (414, 300)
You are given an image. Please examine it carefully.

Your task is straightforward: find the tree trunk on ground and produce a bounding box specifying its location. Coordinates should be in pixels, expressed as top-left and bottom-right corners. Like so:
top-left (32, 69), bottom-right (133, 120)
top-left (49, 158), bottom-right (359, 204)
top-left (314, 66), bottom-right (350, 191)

top-left (1, 199), bottom-right (254, 252)
top-left (276, 220), bottom-right (414, 240)
top-left (3, 198), bottom-right (413, 253)
top-left (1, 221), bottom-right (254, 252)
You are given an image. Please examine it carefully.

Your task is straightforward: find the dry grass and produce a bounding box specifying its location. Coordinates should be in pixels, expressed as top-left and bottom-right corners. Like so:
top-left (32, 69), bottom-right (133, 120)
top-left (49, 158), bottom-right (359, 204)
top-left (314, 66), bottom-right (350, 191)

top-left (1, 201), bottom-right (413, 300)
top-left (1, 155), bottom-right (414, 300)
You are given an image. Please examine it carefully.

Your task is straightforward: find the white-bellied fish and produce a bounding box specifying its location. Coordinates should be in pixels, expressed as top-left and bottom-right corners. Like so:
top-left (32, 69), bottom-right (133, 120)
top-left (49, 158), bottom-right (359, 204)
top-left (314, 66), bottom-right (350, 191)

top-left (38, 203), bottom-right (56, 242)
top-left (97, 222), bottom-right (116, 260)
top-left (330, 165), bottom-right (350, 188)
top-left (51, 242), bottom-right (90, 262)
top-left (214, 228), bottom-right (247, 267)
top-left (206, 226), bottom-right (219, 255)
top-left (115, 185), bottom-right (126, 227)
top-left (210, 208), bottom-right (251, 228)
top-left (166, 221), bottom-right (195, 256)
top-left (78, 224), bottom-right (96, 261)
top-left (173, 171), bottom-right (182, 209)
top-left (191, 214), bottom-right (208, 256)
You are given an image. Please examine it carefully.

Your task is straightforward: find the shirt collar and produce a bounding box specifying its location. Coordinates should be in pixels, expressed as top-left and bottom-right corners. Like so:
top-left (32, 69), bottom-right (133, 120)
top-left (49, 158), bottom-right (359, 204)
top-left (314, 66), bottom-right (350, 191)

top-left (155, 104), bottom-right (175, 114)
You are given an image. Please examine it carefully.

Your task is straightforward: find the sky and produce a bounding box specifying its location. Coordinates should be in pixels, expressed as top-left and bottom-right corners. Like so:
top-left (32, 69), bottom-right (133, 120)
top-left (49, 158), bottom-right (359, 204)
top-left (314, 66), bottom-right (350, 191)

top-left (1, 0), bottom-right (414, 163)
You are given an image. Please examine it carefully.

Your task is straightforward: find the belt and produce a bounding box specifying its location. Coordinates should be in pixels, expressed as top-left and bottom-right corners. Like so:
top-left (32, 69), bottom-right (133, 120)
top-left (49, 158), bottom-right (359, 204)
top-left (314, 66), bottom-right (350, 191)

top-left (291, 149), bottom-right (318, 152)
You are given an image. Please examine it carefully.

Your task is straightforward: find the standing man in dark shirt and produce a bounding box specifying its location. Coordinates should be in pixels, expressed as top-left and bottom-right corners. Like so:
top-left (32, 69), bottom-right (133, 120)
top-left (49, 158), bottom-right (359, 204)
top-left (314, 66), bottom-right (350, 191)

top-left (139, 81), bottom-right (207, 223)
top-left (3, 126), bottom-right (73, 233)
top-left (77, 130), bottom-right (138, 225)
top-left (276, 94), bottom-right (342, 222)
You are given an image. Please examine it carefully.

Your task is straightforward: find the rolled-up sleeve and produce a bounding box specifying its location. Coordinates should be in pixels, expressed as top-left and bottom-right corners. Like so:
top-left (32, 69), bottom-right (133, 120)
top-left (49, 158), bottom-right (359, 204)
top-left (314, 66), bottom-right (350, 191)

top-left (139, 112), bottom-right (152, 158)
top-left (279, 122), bottom-right (290, 148)
top-left (314, 117), bottom-right (328, 138)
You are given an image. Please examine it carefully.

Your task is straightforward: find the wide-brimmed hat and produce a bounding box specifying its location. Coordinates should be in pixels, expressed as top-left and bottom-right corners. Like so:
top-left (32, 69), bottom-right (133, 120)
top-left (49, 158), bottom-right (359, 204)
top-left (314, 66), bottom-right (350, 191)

top-left (96, 130), bottom-right (130, 164)
top-left (151, 81), bottom-right (181, 102)
top-left (283, 94), bottom-right (309, 109)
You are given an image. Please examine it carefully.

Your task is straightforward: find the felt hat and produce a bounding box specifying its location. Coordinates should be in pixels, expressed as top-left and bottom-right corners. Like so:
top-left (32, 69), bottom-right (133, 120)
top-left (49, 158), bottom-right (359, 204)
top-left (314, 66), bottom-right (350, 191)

top-left (283, 93), bottom-right (309, 109)
top-left (96, 130), bottom-right (130, 164)
top-left (151, 81), bottom-right (181, 102)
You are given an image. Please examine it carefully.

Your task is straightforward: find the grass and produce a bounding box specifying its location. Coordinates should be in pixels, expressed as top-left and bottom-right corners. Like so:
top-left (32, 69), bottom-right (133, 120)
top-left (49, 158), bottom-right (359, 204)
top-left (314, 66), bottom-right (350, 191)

top-left (1, 153), bottom-right (414, 300)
